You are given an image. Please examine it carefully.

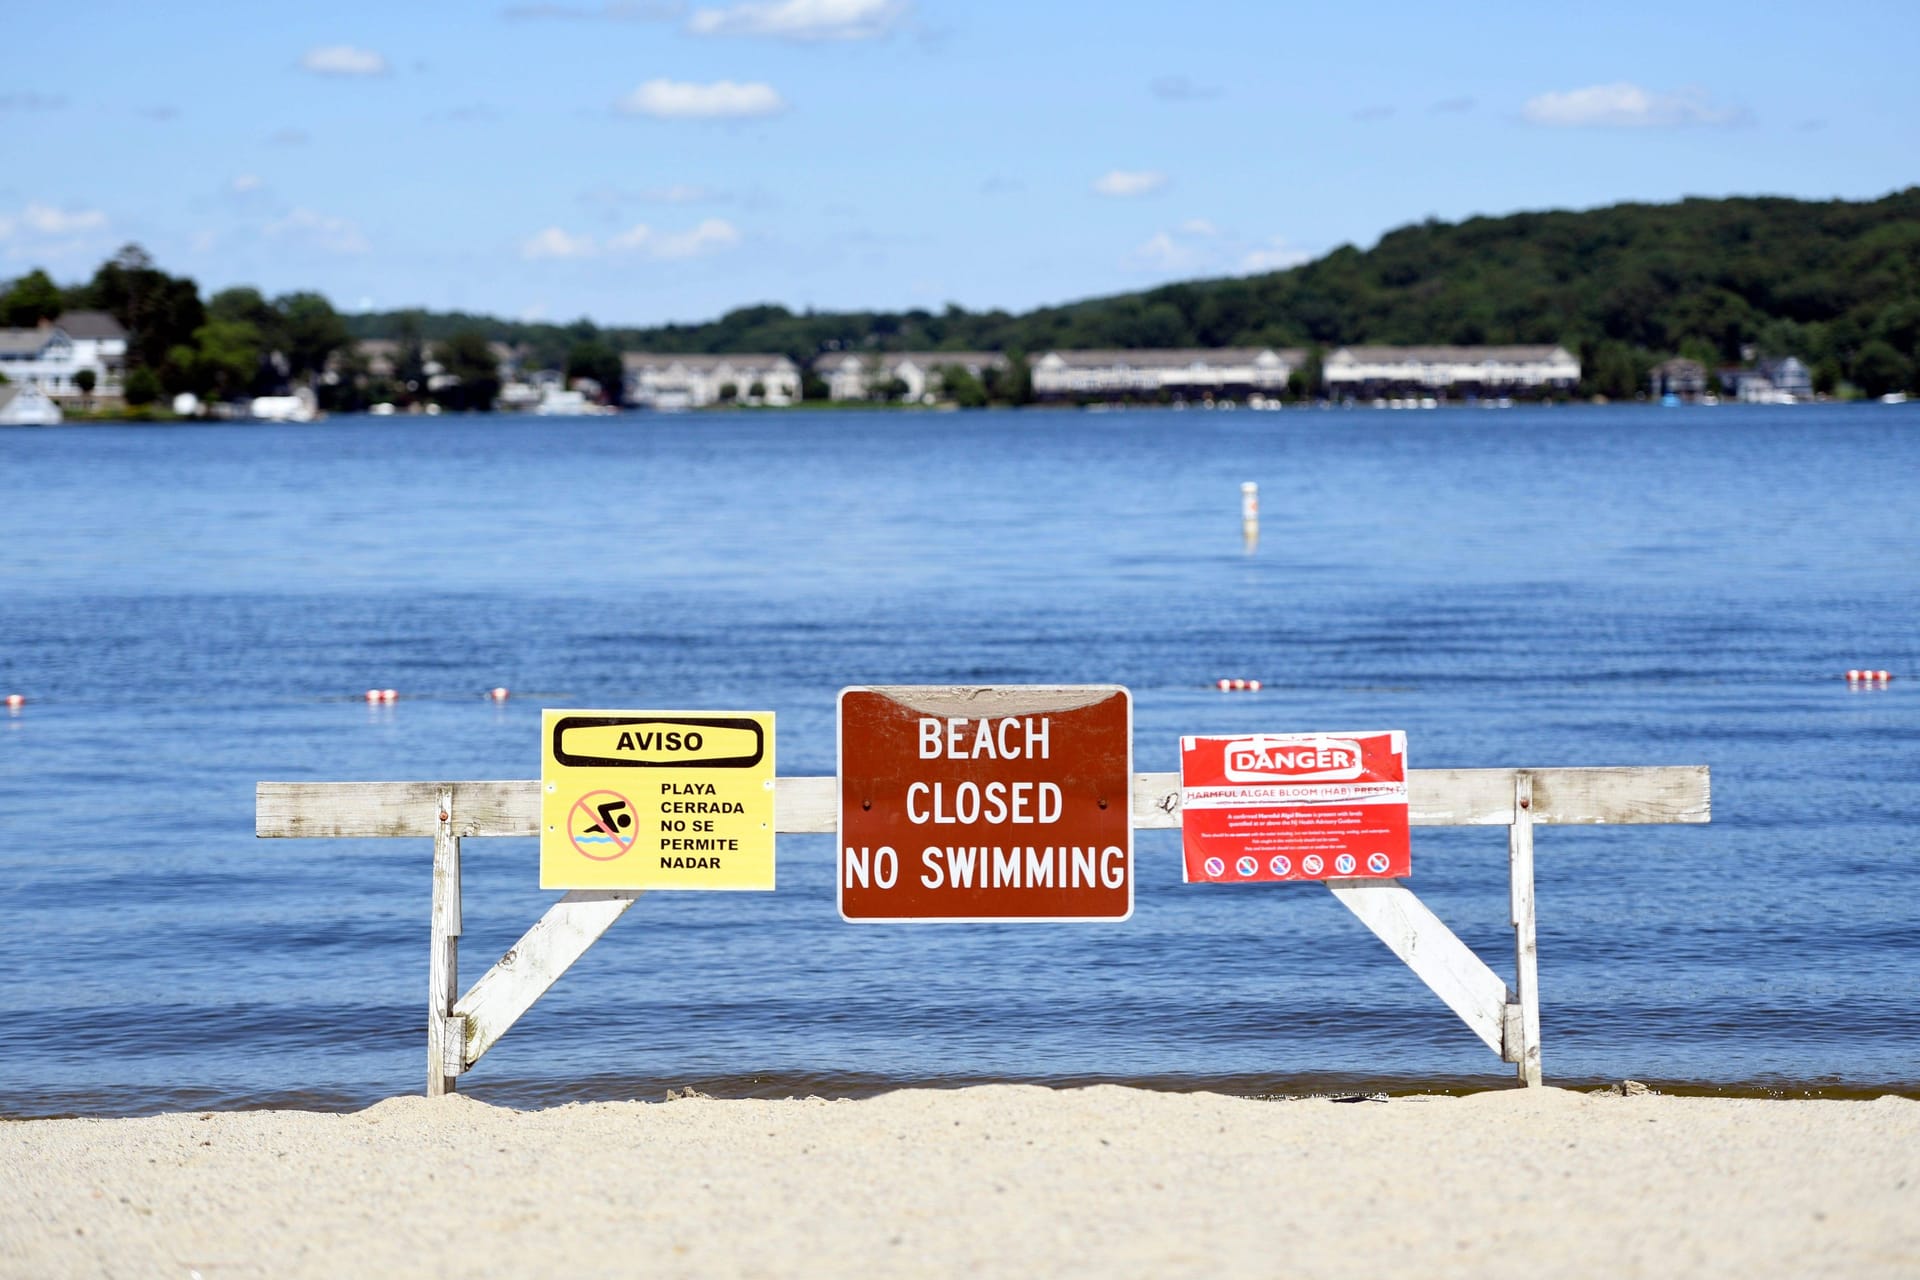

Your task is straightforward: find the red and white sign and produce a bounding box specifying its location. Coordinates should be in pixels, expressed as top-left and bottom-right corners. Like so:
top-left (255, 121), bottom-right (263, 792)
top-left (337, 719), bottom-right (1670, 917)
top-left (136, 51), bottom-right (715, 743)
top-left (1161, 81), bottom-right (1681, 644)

top-left (1179, 730), bottom-right (1409, 883)
top-left (838, 685), bottom-right (1132, 922)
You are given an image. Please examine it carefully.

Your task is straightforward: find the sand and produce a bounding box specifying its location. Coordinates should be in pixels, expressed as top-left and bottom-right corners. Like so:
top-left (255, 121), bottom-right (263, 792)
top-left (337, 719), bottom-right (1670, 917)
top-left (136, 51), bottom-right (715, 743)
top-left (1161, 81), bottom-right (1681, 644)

top-left (2, 1085), bottom-right (1916, 1278)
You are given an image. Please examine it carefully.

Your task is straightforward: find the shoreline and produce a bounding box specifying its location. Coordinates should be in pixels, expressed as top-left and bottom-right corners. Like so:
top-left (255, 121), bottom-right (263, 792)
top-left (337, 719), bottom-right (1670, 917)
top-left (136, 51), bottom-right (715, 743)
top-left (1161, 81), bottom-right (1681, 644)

top-left (9, 1070), bottom-right (1920, 1124)
top-left (5, 1084), bottom-right (1916, 1277)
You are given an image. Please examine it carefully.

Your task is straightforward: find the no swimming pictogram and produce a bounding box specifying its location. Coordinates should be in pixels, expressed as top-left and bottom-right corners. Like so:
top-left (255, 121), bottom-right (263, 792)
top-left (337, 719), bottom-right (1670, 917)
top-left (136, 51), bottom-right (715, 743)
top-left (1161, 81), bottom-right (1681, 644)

top-left (568, 789), bottom-right (636, 860)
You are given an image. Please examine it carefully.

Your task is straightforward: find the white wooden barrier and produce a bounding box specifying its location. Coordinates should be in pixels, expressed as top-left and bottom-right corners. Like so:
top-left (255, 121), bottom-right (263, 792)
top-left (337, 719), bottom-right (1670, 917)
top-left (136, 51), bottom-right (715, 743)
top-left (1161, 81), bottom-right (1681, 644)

top-left (256, 765), bottom-right (1709, 1096)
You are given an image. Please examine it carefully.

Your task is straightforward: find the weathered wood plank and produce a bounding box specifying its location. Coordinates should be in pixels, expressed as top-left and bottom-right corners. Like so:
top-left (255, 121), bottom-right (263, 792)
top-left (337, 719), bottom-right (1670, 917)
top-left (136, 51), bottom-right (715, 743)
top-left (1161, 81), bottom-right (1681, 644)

top-left (426, 789), bottom-right (461, 1096)
top-left (1327, 879), bottom-right (1512, 1056)
top-left (257, 780), bottom-right (540, 839)
top-left (257, 766), bottom-right (1709, 839)
top-left (1508, 772), bottom-right (1543, 1087)
top-left (453, 890), bottom-right (641, 1067)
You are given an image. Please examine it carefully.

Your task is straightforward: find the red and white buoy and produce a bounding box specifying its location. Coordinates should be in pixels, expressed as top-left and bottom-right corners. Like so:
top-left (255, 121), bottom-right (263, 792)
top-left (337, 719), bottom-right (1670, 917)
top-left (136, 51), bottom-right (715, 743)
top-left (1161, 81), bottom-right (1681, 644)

top-left (381, 688), bottom-right (398, 704)
top-left (1214, 678), bottom-right (1263, 692)
top-left (364, 688), bottom-right (383, 703)
top-left (489, 686), bottom-right (510, 702)
top-left (4, 693), bottom-right (23, 710)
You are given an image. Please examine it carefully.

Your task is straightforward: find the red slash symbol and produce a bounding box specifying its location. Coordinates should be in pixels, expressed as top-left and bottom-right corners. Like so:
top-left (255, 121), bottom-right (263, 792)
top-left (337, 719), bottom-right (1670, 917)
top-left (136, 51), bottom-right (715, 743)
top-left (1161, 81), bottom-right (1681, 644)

top-left (568, 790), bottom-right (636, 860)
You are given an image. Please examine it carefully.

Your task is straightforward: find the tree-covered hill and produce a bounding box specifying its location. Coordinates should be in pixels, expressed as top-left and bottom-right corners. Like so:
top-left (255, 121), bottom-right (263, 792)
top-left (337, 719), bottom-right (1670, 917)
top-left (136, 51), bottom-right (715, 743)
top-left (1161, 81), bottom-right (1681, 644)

top-left (10, 189), bottom-right (1919, 399)
top-left (345, 188), bottom-right (1920, 397)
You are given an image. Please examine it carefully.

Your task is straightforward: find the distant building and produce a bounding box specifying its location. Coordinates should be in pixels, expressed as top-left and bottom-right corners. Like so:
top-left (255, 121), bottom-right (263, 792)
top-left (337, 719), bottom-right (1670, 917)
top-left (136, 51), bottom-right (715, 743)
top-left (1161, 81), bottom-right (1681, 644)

top-left (1029, 348), bottom-right (1304, 401)
top-left (1718, 356), bottom-right (1810, 404)
top-left (813, 351), bottom-right (1010, 401)
top-left (1323, 345), bottom-right (1579, 397)
top-left (1650, 357), bottom-right (1708, 401)
top-left (1757, 356), bottom-right (1812, 400)
top-left (0, 382), bottom-right (63, 425)
top-left (622, 353), bottom-right (799, 409)
top-left (0, 311), bottom-right (127, 404)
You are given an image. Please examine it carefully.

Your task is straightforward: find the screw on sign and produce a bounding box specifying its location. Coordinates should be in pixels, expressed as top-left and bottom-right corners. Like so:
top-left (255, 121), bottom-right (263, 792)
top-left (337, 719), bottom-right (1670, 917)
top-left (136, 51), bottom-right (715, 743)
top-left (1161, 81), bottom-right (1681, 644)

top-left (837, 685), bottom-right (1133, 922)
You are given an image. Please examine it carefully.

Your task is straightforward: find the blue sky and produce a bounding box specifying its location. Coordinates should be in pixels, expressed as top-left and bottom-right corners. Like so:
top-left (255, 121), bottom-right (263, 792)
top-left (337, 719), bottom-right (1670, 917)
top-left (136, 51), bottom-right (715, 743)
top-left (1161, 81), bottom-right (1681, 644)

top-left (6, 0), bottom-right (1915, 326)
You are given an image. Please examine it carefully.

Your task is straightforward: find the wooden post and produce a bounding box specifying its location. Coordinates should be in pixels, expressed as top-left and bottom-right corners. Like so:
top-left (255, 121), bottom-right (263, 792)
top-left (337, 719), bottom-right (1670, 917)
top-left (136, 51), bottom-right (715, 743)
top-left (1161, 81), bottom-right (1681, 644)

top-left (1509, 771), bottom-right (1542, 1086)
top-left (426, 787), bottom-right (463, 1096)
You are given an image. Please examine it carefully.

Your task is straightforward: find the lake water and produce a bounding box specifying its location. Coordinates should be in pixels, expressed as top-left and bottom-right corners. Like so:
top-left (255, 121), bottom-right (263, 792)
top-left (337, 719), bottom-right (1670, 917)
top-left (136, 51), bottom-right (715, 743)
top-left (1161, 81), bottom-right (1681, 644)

top-left (2, 403), bottom-right (1916, 1117)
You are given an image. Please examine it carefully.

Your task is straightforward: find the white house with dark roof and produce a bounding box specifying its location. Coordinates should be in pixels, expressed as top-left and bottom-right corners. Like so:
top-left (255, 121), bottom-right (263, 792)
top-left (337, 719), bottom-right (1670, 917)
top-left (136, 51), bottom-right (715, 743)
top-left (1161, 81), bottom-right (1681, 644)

top-left (1322, 345), bottom-right (1579, 396)
top-left (622, 353), bottom-right (799, 409)
top-left (1029, 348), bottom-right (1305, 401)
top-left (0, 311), bottom-right (127, 403)
top-left (812, 351), bottom-right (1009, 401)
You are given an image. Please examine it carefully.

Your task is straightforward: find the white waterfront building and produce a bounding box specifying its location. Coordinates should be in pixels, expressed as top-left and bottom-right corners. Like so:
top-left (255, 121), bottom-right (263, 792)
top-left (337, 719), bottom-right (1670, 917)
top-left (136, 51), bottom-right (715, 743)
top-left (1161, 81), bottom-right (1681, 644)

top-left (812, 351), bottom-right (1010, 402)
top-left (0, 311), bottom-right (128, 404)
top-left (1322, 345), bottom-right (1580, 397)
top-left (622, 353), bottom-right (799, 410)
top-left (1029, 348), bottom-right (1304, 401)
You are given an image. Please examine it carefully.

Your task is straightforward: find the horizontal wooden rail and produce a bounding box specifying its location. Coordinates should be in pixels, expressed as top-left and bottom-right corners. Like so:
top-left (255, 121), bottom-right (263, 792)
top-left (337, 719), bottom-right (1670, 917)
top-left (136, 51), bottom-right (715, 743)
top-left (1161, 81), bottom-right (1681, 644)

top-left (257, 765), bottom-right (1708, 839)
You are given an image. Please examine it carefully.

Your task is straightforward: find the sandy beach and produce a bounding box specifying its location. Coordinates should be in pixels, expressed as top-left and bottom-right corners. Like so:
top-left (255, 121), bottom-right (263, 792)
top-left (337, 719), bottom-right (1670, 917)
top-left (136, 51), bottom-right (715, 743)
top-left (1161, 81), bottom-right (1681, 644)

top-left (3, 1085), bottom-right (1916, 1278)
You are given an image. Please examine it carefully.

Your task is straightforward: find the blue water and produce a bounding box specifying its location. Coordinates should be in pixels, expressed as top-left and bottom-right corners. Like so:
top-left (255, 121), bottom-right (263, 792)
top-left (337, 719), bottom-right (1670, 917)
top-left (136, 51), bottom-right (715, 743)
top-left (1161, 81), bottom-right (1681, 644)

top-left (2, 404), bottom-right (1916, 1116)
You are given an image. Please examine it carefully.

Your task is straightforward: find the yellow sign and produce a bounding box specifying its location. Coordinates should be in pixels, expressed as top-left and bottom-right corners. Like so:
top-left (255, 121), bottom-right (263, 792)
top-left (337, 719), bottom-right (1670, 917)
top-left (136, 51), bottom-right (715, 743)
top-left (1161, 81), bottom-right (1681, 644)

top-left (540, 709), bottom-right (775, 890)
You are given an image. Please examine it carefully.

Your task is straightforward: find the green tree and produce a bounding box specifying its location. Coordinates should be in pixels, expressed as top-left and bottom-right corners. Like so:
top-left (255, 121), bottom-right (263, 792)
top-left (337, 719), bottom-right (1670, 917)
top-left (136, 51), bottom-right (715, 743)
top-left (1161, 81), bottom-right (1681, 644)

top-left (984, 351), bottom-right (1032, 405)
top-left (1850, 340), bottom-right (1912, 397)
top-left (186, 319), bottom-right (265, 399)
top-left (206, 288), bottom-right (281, 392)
top-left (122, 365), bottom-right (160, 406)
top-left (564, 339), bottom-right (623, 404)
top-left (392, 311), bottom-right (428, 403)
top-left (85, 244), bottom-right (205, 371)
top-left (939, 364), bottom-right (988, 408)
top-left (276, 291), bottom-right (350, 380)
top-left (1, 269), bottom-right (64, 326)
top-left (73, 367), bottom-right (96, 407)
top-left (718, 381), bottom-right (738, 402)
top-left (430, 328), bottom-right (501, 411)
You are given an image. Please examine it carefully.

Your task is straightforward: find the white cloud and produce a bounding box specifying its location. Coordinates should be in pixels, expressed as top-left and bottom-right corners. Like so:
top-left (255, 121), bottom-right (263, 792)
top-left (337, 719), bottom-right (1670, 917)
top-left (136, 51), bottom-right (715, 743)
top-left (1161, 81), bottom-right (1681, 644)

top-left (648, 183), bottom-right (717, 203)
top-left (522, 226), bottom-right (599, 259)
top-left (264, 207), bottom-right (370, 254)
top-left (1125, 222), bottom-right (1312, 278)
top-left (3, 203), bottom-right (109, 236)
top-left (1093, 169), bottom-right (1167, 198)
top-left (1522, 81), bottom-right (1748, 128)
top-left (503, 2), bottom-right (681, 18)
top-left (609, 217), bottom-right (741, 258)
top-left (230, 174), bottom-right (263, 193)
top-left (301, 45), bottom-right (391, 77)
top-left (1128, 231), bottom-right (1202, 273)
top-left (522, 218), bottom-right (741, 261)
top-left (1239, 238), bottom-right (1311, 273)
top-left (617, 78), bottom-right (785, 119)
top-left (687, 0), bottom-right (905, 40)
top-left (0, 203), bottom-right (113, 261)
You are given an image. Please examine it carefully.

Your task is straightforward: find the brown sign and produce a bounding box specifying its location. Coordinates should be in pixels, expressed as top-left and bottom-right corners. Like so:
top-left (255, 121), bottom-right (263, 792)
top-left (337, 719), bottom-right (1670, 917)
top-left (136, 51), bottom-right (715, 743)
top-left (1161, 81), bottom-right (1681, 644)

top-left (837, 685), bottom-right (1133, 922)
